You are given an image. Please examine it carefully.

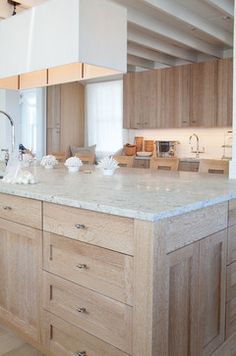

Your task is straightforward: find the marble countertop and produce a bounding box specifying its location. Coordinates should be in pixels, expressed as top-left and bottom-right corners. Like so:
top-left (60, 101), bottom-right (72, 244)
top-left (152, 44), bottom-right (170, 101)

top-left (0, 165), bottom-right (236, 221)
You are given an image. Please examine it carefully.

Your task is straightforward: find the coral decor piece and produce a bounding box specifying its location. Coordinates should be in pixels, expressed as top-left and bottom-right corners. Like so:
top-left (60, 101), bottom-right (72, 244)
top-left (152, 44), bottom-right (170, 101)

top-left (64, 156), bottom-right (83, 172)
top-left (40, 155), bottom-right (58, 169)
top-left (98, 156), bottom-right (119, 176)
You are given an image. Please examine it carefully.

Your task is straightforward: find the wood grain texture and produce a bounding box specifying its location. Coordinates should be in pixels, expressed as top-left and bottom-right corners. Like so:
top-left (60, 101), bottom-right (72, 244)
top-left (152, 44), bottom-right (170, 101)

top-left (48, 63), bottom-right (82, 85)
top-left (42, 311), bottom-right (128, 356)
top-left (83, 64), bottom-right (118, 80)
top-left (227, 262), bottom-right (236, 302)
top-left (212, 331), bottom-right (236, 356)
top-left (42, 272), bottom-right (132, 353)
top-left (150, 158), bottom-right (179, 171)
top-left (226, 297), bottom-right (236, 339)
top-left (0, 219), bottom-right (42, 343)
top-left (228, 224), bottom-right (236, 265)
top-left (199, 229), bottom-right (227, 355)
top-left (0, 76), bottom-right (19, 90)
top-left (43, 232), bottom-right (133, 305)
top-left (113, 155), bottom-right (135, 168)
top-left (164, 202), bottom-right (228, 253)
top-left (217, 58), bottom-right (233, 127)
top-left (43, 202), bottom-right (134, 255)
top-left (0, 193), bottom-right (42, 229)
top-left (199, 159), bottom-right (229, 175)
top-left (190, 60), bottom-right (218, 127)
top-left (229, 200), bottom-right (236, 227)
top-left (19, 70), bottom-right (47, 89)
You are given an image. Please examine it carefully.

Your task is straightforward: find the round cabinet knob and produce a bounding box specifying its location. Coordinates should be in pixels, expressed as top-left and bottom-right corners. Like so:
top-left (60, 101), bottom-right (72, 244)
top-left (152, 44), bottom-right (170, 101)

top-left (75, 224), bottom-right (86, 230)
top-left (76, 307), bottom-right (87, 313)
top-left (76, 264), bottom-right (87, 270)
top-left (74, 352), bottom-right (87, 356)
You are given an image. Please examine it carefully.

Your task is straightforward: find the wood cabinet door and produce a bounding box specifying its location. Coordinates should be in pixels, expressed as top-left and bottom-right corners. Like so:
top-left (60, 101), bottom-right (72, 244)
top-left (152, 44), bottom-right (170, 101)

top-left (190, 60), bottom-right (218, 127)
top-left (167, 243), bottom-right (200, 356)
top-left (161, 65), bottom-right (190, 128)
top-left (0, 75), bottom-right (19, 90)
top-left (0, 218), bottom-right (42, 343)
top-left (217, 58), bottom-right (233, 127)
top-left (123, 70), bottom-right (161, 129)
top-left (199, 229), bottom-right (227, 355)
top-left (19, 69), bottom-right (47, 89)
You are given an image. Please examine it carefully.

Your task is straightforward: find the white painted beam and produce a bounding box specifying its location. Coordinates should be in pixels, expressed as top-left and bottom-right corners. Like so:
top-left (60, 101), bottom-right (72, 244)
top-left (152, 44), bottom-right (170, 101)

top-left (128, 43), bottom-right (175, 66)
top-left (128, 28), bottom-right (198, 63)
top-left (127, 8), bottom-right (223, 58)
top-left (142, 0), bottom-right (233, 47)
top-left (127, 54), bottom-right (155, 70)
top-left (202, 0), bottom-right (234, 18)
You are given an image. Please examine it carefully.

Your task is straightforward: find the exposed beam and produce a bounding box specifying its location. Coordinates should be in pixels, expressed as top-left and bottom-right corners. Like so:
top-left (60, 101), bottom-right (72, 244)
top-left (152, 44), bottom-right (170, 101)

top-left (128, 43), bottom-right (176, 66)
top-left (127, 54), bottom-right (155, 70)
top-left (128, 28), bottom-right (198, 63)
top-left (141, 0), bottom-right (233, 46)
top-left (202, 0), bottom-right (234, 17)
top-left (127, 7), bottom-right (223, 58)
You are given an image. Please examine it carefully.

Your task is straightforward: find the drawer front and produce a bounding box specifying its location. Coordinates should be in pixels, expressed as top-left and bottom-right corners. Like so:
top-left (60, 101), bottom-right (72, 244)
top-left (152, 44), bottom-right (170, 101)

top-left (227, 262), bottom-right (236, 302)
top-left (43, 202), bottom-right (134, 255)
top-left (229, 200), bottom-right (236, 227)
top-left (43, 272), bottom-right (132, 353)
top-left (43, 232), bottom-right (133, 305)
top-left (42, 311), bottom-right (129, 356)
top-left (226, 297), bottom-right (236, 338)
top-left (0, 193), bottom-right (41, 229)
top-left (178, 161), bottom-right (199, 172)
top-left (228, 225), bottom-right (236, 265)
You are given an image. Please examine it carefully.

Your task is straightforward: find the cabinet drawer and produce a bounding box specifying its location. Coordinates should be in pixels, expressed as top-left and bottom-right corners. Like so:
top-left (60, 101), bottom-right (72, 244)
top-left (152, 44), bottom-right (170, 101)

top-left (226, 297), bottom-right (236, 338)
top-left (42, 311), bottom-right (129, 356)
top-left (43, 272), bottom-right (132, 353)
top-left (0, 193), bottom-right (41, 229)
top-left (43, 232), bottom-right (133, 305)
top-left (227, 262), bottom-right (236, 302)
top-left (43, 202), bottom-right (134, 255)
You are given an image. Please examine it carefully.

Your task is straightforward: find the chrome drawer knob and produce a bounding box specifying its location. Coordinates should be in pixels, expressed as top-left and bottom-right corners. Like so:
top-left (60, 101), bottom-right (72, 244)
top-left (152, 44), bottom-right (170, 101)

top-left (74, 352), bottom-right (87, 356)
top-left (76, 264), bottom-right (87, 269)
top-left (76, 307), bottom-right (87, 313)
top-left (2, 206), bottom-right (12, 210)
top-left (75, 224), bottom-right (86, 230)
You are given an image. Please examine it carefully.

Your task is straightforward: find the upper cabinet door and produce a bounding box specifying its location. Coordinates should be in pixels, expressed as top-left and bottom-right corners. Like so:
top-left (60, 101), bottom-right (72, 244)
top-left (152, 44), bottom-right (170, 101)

top-left (48, 63), bottom-right (83, 86)
top-left (0, 76), bottom-right (19, 90)
top-left (161, 65), bottom-right (190, 128)
top-left (217, 58), bottom-right (233, 127)
top-left (190, 60), bottom-right (218, 127)
top-left (19, 69), bottom-right (47, 90)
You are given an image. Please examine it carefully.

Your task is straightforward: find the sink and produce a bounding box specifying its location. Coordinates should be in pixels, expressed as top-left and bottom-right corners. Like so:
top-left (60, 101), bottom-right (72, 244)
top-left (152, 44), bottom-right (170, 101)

top-left (0, 176), bottom-right (3, 179)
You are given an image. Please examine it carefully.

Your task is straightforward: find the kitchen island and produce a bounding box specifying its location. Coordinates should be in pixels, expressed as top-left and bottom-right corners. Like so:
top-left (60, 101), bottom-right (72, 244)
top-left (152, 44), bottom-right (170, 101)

top-left (0, 166), bottom-right (236, 355)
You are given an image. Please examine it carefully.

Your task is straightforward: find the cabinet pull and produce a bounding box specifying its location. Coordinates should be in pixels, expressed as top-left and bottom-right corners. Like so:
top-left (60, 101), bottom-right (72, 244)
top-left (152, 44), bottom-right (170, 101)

top-left (75, 307), bottom-right (87, 313)
top-left (2, 206), bottom-right (12, 210)
top-left (74, 352), bottom-right (86, 356)
top-left (76, 264), bottom-right (87, 269)
top-left (75, 224), bottom-right (86, 230)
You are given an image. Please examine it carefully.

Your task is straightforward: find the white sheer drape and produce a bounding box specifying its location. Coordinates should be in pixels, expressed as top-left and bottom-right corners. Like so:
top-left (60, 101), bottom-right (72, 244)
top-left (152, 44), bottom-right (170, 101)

top-left (85, 80), bottom-right (123, 159)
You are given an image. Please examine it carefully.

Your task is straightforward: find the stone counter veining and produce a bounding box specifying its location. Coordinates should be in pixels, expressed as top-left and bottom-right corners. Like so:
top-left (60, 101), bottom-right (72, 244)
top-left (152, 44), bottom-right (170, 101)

top-left (0, 165), bottom-right (235, 221)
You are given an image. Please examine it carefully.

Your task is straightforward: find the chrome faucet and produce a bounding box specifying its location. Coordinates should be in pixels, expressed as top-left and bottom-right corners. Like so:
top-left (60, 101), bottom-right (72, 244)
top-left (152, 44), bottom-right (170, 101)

top-left (189, 133), bottom-right (205, 159)
top-left (0, 110), bottom-right (15, 153)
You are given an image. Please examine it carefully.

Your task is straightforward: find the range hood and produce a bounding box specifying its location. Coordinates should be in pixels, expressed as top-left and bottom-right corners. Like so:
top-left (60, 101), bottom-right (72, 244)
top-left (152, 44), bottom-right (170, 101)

top-left (0, 0), bottom-right (127, 79)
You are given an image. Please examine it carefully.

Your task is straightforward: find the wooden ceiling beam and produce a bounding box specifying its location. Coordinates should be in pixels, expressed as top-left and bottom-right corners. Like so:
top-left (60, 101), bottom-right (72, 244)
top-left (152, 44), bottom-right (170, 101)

top-left (128, 43), bottom-right (176, 66)
top-left (141, 0), bottom-right (233, 46)
top-left (127, 8), bottom-right (223, 58)
top-left (202, 0), bottom-right (234, 18)
top-left (128, 28), bottom-right (198, 63)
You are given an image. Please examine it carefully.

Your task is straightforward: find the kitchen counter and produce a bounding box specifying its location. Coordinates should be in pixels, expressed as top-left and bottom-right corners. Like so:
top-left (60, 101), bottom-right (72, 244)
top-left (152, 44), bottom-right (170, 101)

top-left (0, 165), bottom-right (236, 221)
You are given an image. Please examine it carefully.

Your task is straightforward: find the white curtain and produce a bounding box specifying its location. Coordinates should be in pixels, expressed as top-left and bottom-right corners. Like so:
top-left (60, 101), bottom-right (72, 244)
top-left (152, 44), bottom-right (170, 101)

top-left (85, 80), bottom-right (123, 158)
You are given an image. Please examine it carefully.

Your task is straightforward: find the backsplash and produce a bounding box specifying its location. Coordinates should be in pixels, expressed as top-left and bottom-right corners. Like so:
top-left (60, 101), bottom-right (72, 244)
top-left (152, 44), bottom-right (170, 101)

top-left (123, 127), bottom-right (232, 159)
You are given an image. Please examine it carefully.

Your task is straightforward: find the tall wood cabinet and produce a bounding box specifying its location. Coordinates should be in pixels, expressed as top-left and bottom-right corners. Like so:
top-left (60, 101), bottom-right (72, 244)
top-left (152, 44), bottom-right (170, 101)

top-left (217, 58), bottom-right (233, 127)
top-left (47, 82), bottom-right (84, 157)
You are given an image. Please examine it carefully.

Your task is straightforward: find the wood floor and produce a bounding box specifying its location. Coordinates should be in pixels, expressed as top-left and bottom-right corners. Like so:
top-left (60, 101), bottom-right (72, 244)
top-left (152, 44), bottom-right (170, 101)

top-left (0, 325), bottom-right (44, 356)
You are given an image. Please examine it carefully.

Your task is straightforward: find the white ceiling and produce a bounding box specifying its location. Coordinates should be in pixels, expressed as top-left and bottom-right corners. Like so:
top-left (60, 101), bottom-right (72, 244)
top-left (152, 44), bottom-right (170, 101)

top-left (1, 0), bottom-right (234, 71)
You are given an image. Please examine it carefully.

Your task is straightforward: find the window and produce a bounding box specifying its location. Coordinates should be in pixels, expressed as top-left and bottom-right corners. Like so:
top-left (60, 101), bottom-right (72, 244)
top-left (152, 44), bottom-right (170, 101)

top-left (85, 80), bottom-right (123, 158)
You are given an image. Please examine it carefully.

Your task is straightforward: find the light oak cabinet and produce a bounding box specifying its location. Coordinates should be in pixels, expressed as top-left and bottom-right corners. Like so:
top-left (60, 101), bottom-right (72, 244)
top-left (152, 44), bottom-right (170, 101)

top-left (48, 63), bottom-right (83, 86)
top-left (217, 58), bottom-right (233, 127)
top-left (0, 75), bottom-right (19, 90)
top-left (19, 69), bottom-right (48, 89)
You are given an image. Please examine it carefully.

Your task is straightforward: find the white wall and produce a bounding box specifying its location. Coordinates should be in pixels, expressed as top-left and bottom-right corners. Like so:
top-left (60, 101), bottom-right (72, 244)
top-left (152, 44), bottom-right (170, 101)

top-left (123, 127), bottom-right (232, 159)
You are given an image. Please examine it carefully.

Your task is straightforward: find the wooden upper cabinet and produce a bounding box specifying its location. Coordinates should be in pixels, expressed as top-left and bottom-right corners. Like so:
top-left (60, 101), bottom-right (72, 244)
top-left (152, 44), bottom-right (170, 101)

top-left (48, 63), bottom-right (83, 86)
top-left (123, 70), bottom-right (160, 129)
top-left (19, 69), bottom-right (47, 89)
top-left (161, 65), bottom-right (190, 128)
top-left (190, 60), bottom-right (218, 127)
top-left (0, 75), bottom-right (19, 90)
top-left (217, 58), bottom-right (233, 127)
top-left (83, 64), bottom-right (118, 80)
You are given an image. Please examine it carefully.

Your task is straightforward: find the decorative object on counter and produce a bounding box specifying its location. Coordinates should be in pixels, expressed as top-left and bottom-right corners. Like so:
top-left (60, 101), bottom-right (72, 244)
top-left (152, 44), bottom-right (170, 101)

top-left (40, 155), bottom-right (58, 169)
top-left (113, 155), bottom-right (134, 168)
top-left (189, 133), bottom-right (205, 159)
top-left (98, 156), bottom-right (119, 175)
top-left (124, 143), bottom-right (136, 156)
top-left (64, 156), bottom-right (83, 172)
top-left (70, 144), bottom-right (96, 164)
top-left (136, 151), bottom-right (152, 157)
top-left (155, 141), bottom-right (178, 157)
top-left (22, 153), bottom-right (35, 167)
top-left (2, 151), bottom-right (37, 184)
top-left (222, 130), bottom-right (232, 160)
top-left (135, 136), bottom-right (144, 152)
top-left (144, 140), bottom-right (154, 152)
